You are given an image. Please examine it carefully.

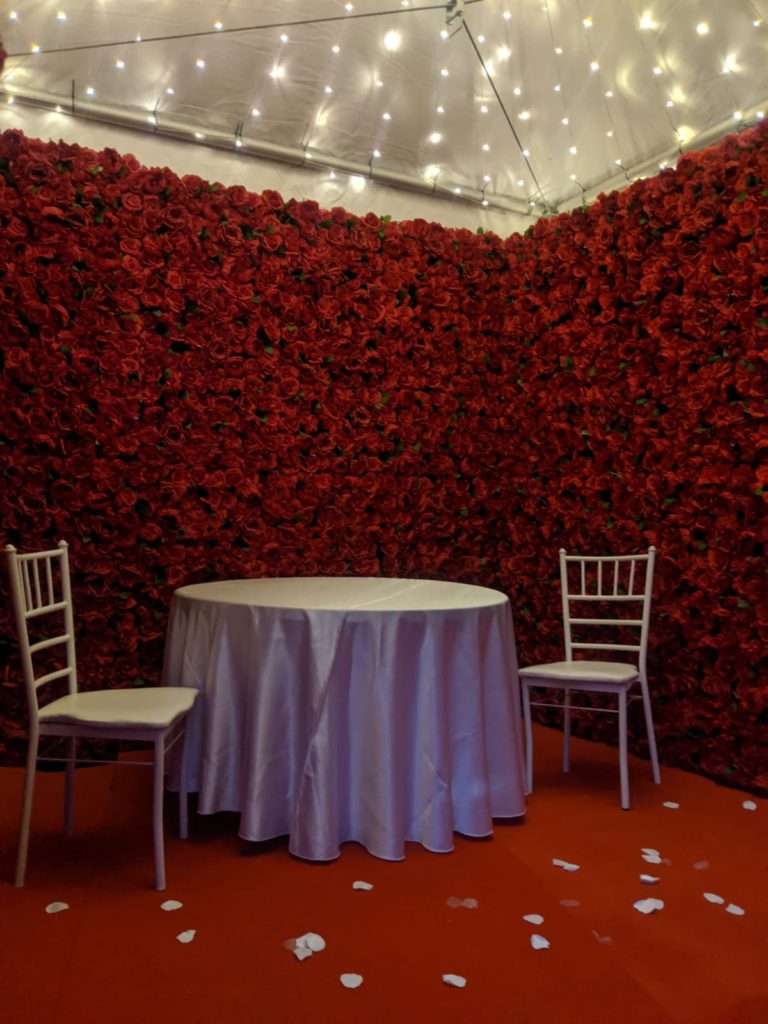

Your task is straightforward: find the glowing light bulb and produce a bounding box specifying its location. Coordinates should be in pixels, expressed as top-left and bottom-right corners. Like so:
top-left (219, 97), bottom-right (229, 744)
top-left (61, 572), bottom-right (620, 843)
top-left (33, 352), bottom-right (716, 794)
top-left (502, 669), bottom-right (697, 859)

top-left (194, 132), bottom-right (204, 140)
top-left (9, 11), bottom-right (19, 19)
top-left (440, 67), bottom-right (449, 77)
top-left (345, 3), bottom-right (354, 10)
top-left (382, 111), bottom-right (391, 120)
top-left (517, 178), bottom-right (524, 186)
top-left (483, 174), bottom-right (491, 182)
top-left (481, 199), bottom-right (489, 206)
top-left (605, 90), bottom-right (614, 98)
top-left (383, 30), bottom-right (401, 51)
top-left (196, 58), bottom-right (206, 68)
top-left (590, 61), bottom-right (599, 71)
top-left (554, 46), bottom-right (563, 54)
top-left (235, 138), bottom-right (243, 148)
top-left (116, 59), bottom-right (125, 69)
top-left (373, 149), bottom-right (381, 158)
top-left (498, 45), bottom-right (511, 60)
top-left (569, 145), bottom-right (577, 154)
top-left (324, 85), bottom-right (333, 94)
top-left (639, 12), bottom-right (657, 30)
top-left (85, 85), bottom-right (94, 95)
top-left (440, 29), bottom-right (449, 39)
top-left (436, 105), bottom-right (445, 113)
top-left (561, 117), bottom-right (569, 125)
top-left (214, 20), bottom-right (222, 30)
top-left (554, 84), bottom-right (561, 92)
top-left (147, 114), bottom-right (157, 125)
top-left (477, 34), bottom-right (486, 43)
top-left (606, 129), bottom-right (614, 137)
top-left (57, 11), bottom-right (67, 20)
top-left (653, 66), bottom-right (662, 75)
top-left (332, 45), bottom-right (340, 54)
top-left (519, 110), bottom-right (530, 120)
top-left (696, 22), bottom-right (709, 35)
top-left (722, 54), bottom-right (738, 74)
top-left (252, 107), bottom-right (260, 116)
top-left (31, 43), bottom-right (41, 53)
top-left (429, 132), bottom-right (443, 144)
top-left (513, 87), bottom-right (522, 96)
top-left (453, 187), bottom-right (462, 194)
top-left (480, 104), bottom-right (488, 113)
top-left (424, 165), bottom-right (440, 180)
top-left (166, 87), bottom-right (174, 95)
top-left (482, 143), bottom-right (490, 151)
top-left (583, 16), bottom-right (593, 28)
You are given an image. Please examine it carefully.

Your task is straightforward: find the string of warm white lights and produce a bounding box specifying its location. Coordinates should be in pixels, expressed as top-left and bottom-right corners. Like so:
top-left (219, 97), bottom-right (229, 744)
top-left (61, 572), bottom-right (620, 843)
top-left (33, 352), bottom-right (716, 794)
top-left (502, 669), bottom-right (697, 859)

top-left (461, 18), bottom-right (549, 210)
top-left (539, 0), bottom-right (590, 196)
top-left (3, 2), bottom-right (485, 58)
top-left (623, 0), bottom-right (682, 161)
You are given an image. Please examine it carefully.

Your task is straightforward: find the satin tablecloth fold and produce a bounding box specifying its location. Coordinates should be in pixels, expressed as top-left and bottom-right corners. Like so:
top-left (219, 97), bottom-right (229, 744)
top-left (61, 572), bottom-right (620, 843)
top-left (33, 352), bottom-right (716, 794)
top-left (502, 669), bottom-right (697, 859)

top-left (163, 577), bottom-right (526, 861)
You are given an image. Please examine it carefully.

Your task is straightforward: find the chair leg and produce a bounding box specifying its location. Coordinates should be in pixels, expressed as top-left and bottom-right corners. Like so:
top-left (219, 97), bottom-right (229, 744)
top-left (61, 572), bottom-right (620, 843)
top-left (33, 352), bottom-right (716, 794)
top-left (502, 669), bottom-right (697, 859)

top-left (64, 736), bottom-right (76, 836)
top-left (153, 735), bottom-right (167, 891)
top-left (618, 689), bottom-right (629, 810)
top-left (522, 682), bottom-right (533, 795)
top-left (178, 725), bottom-right (190, 840)
top-left (562, 689), bottom-right (571, 773)
top-left (15, 732), bottom-right (39, 887)
top-left (641, 686), bottom-right (661, 785)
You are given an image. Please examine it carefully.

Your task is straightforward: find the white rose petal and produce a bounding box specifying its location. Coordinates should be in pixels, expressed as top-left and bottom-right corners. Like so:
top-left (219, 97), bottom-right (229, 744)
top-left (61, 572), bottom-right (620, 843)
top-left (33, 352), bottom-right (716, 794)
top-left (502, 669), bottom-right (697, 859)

top-left (641, 848), bottom-right (660, 856)
top-left (552, 858), bottom-right (580, 871)
top-left (295, 932), bottom-right (325, 952)
top-left (352, 881), bottom-right (374, 890)
top-left (633, 898), bottom-right (664, 914)
top-left (641, 853), bottom-right (662, 864)
top-left (693, 860), bottom-right (710, 870)
top-left (703, 893), bottom-right (725, 905)
top-left (442, 973), bottom-right (467, 988)
top-left (530, 933), bottom-right (550, 950)
top-left (176, 929), bottom-right (196, 943)
top-left (726, 903), bottom-right (745, 916)
top-left (340, 973), bottom-right (363, 989)
top-left (522, 914), bottom-right (544, 925)
top-left (45, 901), bottom-right (69, 915)
top-left (160, 900), bottom-right (183, 911)
top-left (742, 800), bottom-right (757, 811)
top-left (592, 930), bottom-right (612, 944)
top-left (640, 874), bottom-right (660, 885)
top-left (293, 947), bottom-right (313, 961)
top-left (663, 801), bottom-right (680, 809)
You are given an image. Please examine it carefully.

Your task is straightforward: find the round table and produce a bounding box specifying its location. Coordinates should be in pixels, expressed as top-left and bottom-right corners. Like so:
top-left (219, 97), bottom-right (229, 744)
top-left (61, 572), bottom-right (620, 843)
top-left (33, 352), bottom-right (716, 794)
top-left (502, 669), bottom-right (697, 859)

top-left (163, 577), bottom-right (526, 860)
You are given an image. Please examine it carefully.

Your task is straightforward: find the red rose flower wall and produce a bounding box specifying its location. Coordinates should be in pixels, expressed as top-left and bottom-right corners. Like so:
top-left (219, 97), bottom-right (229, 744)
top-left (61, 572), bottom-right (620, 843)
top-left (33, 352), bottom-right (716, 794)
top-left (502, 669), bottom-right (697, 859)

top-left (0, 123), bottom-right (765, 791)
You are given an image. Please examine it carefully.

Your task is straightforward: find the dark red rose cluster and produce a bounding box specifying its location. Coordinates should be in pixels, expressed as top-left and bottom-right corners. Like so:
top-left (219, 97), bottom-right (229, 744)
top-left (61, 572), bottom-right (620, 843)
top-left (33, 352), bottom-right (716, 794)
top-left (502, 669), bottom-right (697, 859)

top-left (0, 122), bottom-right (765, 791)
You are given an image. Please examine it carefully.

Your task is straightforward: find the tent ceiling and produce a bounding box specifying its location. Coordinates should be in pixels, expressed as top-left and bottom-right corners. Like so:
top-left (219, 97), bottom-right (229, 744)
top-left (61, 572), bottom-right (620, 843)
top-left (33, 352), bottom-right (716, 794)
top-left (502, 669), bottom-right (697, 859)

top-left (2, 0), bottom-right (767, 215)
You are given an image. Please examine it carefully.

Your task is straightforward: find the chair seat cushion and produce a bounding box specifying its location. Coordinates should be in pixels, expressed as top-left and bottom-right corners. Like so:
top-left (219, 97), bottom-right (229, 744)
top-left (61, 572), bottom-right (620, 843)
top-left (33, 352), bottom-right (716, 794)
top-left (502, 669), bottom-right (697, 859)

top-left (39, 687), bottom-right (197, 729)
top-left (519, 660), bottom-right (639, 684)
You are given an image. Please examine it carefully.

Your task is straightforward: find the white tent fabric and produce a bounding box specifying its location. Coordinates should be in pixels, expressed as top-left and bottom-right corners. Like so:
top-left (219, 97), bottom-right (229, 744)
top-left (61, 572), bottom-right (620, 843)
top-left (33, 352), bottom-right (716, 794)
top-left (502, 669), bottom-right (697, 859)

top-left (1, 0), bottom-right (767, 220)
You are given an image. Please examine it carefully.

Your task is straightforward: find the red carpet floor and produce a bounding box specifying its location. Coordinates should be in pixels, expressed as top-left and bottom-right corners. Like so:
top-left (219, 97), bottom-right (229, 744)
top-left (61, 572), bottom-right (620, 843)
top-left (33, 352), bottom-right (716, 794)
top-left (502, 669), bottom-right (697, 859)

top-left (1, 724), bottom-right (766, 1024)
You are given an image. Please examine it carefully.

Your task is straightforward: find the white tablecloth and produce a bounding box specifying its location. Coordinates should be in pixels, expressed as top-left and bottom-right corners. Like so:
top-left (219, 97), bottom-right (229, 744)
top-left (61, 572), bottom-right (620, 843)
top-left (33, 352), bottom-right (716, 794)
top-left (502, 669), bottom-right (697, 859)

top-left (162, 577), bottom-right (526, 860)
